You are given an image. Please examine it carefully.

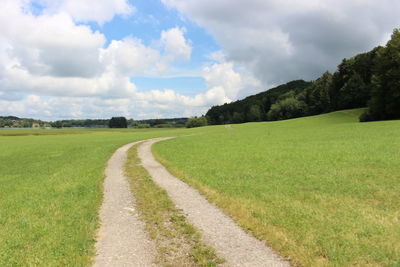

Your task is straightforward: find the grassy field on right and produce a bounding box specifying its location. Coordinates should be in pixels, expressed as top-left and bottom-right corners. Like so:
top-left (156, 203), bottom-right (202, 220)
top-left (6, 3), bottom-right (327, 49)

top-left (154, 109), bottom-right (400, 266)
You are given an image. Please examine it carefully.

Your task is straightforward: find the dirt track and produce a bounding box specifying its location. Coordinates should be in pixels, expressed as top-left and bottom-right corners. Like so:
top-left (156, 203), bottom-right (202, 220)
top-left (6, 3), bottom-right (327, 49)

top-left (138, 138), bottom-right (290, 267)
top-left (94, 138), bottom-right (290, 266)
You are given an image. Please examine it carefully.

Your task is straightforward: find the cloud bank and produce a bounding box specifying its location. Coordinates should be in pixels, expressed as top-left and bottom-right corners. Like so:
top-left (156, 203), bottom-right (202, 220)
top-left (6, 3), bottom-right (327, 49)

top-left (0, 0), bottom-right (257, 119)
top-left (163, 0), bottom-right (400, 84)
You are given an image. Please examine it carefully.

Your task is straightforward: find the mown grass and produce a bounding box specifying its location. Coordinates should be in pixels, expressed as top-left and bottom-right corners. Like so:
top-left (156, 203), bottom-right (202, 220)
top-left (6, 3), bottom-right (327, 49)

top-left (125, 144), bottom-right (224, 267)
top-left (154, 109), bottom-right (400, 267)
top-left (0, 127), bottom-right (211, 266)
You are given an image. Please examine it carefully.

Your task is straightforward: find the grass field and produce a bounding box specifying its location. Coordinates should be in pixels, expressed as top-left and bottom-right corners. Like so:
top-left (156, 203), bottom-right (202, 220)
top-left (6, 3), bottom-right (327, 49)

top-left (154, 109), bottom-right (400, 266)
top-left (0, 127), bottom-right (212, 266)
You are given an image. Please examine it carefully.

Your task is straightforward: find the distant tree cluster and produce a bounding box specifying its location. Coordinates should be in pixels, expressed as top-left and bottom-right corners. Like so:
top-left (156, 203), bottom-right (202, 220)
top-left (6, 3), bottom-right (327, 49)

top-left (0, 116), bottom-right (47, 128)
top-left (50, 119), bottom-right (110, 128)
top-left (134, 118), bottom-right (188, 128)
top-left (46, 117), bottom-right (188, 129)
top-left (109, 117), bottom-right (128, 128)
top-left (186, 116), bottom-right (208, 128)
top-left (206, 29), bottom-right (400, 124)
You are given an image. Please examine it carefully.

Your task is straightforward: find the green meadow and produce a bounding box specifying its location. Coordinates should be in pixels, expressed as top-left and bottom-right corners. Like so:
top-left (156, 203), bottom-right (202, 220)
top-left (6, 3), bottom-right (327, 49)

top-left (154, 109), bottom-right (400, 266)
top-left (0, 127), bottom-right (208, 266)
top-left (1, 110), bottom-right (399, 266)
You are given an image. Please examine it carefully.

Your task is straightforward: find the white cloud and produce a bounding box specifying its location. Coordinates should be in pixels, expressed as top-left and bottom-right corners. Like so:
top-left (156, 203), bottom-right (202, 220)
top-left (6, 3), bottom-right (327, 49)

top-left (162, 0), bottom-right (400, 84)
top-left (100, 38), bottom-right (165, 76)
top-left (1, 66), bottom-right (137, 98)
top-left (0, 58), bottom-right (259, 119)
top-left (0, 1), bottom-right (106, 78)
top-left (204, 62), bottom-right (250, 100)
top-left (160, 27), bottom-right (192, 62)
top-left (134, 59), bottom-right (260, 108)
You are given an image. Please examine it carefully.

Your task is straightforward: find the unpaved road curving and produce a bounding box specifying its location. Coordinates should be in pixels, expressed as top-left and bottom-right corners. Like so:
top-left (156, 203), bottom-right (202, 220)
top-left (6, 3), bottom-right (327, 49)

top-left (93, 141), bottom-right (158, 267)
top-left (138, 138), bottom-right (290, 267)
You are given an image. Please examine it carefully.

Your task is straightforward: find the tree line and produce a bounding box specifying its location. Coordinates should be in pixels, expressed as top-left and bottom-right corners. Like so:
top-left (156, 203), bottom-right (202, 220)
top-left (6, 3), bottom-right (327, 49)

top-left (206, 29), bottom-right (400, 124)
top-left (0, 116), bottom-right (48, 128)
top-left (49, 117), bottom-right (189, 128)
top-left (0, 116), bottom-right (189, 129)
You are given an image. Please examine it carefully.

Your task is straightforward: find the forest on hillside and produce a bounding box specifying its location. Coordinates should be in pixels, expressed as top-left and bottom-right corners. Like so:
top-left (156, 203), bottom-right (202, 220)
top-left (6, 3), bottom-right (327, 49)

top-left (206, 29), bottom-right (400, 124)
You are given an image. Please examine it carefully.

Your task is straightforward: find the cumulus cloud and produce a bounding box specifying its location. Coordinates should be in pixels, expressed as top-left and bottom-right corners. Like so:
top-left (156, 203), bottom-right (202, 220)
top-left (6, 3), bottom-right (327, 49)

top-left (0, 58), bottom-right (258, 119)
top-left (162, 0), bottom-right (400, 84)
top-left (203, 61), bottom-right (260, 100)
top-left (0, 1), bottom-right (106, 78)
top-left (100, 38), bottom-right (166, 76)
top-left (160, 27), bottom-right (192, 62)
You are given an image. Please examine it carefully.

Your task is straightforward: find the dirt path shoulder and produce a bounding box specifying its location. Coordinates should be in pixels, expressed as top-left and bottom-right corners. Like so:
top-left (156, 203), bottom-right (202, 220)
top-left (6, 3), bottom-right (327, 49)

top-left (93, 141), bottom-right (158, 267)
top-left (138, 138), bottom-right (290, 267)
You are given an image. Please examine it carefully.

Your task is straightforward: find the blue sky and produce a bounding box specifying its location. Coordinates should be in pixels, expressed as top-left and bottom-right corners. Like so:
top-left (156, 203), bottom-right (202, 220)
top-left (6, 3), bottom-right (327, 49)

top-left (0, 0), bottom-right (399, 120)
top-left (89, 0), bottom-right (218, 98)
top-left (132, 76), bottom-right (206, 96)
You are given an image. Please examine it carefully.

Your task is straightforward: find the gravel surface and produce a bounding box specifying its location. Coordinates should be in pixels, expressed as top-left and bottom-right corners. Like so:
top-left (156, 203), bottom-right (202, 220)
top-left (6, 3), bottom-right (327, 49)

top-left (138, 138), bottom-right (290, 267)
top-left (93, 141), bottom-right (158, 267)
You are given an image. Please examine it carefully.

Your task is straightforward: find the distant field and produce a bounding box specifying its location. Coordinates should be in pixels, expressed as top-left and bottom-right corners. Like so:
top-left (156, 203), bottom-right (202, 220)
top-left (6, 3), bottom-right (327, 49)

top-left (154, 109), bottom-right (400, 266)
top-left (0, 127), bottom-right (209, 266)
top-left (0, 127), bottom-right (175, 136)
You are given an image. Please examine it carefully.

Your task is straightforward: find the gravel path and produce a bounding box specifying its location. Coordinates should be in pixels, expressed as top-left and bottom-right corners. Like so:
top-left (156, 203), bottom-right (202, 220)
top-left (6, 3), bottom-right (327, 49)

top-left (93, 141), bottom-right (158, 267)
top-left (138, 138), bottom-right (290, 267)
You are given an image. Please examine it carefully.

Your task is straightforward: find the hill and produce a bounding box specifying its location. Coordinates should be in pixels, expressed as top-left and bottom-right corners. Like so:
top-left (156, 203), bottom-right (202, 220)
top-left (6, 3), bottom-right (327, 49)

top-left (206, 80), bottom-right (311, 124)
top-left (206, 29), bottom-right (400, 124)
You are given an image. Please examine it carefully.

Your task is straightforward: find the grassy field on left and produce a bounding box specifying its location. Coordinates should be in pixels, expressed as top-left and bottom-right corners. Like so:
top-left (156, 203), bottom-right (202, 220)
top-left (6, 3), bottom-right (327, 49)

top-left (0, 128), bottom-right (204, 266)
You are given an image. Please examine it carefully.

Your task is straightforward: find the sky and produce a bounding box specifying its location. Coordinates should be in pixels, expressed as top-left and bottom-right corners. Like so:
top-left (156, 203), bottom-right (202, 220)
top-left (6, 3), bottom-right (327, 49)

top-left (0, 0), bottom-right (399, 120)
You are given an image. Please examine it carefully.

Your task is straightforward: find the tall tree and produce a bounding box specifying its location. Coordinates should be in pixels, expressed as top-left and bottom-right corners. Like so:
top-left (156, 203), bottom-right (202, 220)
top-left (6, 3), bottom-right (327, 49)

top-left (247, 105), bottom-right (262, 121)
top-left (363, 29), bottom-right (400, 121)
top-left (304, 72), bottom-right (333, 115)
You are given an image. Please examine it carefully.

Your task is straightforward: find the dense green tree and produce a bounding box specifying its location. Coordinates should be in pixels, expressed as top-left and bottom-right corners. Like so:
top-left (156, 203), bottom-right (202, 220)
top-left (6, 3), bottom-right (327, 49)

top-left (232, 112), bottom-right (245, 123)
top-left (362, 29), bottom-right (400, 121)
top-left (267, 98), bottom-right (306, 121)
top-left (304, 72), bottom-right (333, 115)
top-left (338, 73), bottom-right (369, 109)
top-left (247, 105), bottom-right (262, 121)
top-left (329, 49), bottom-right (379, 111)
top-left (109, 117), bottom-right (128, 128)
top-left (186, 116), bottom-right (208, 128)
